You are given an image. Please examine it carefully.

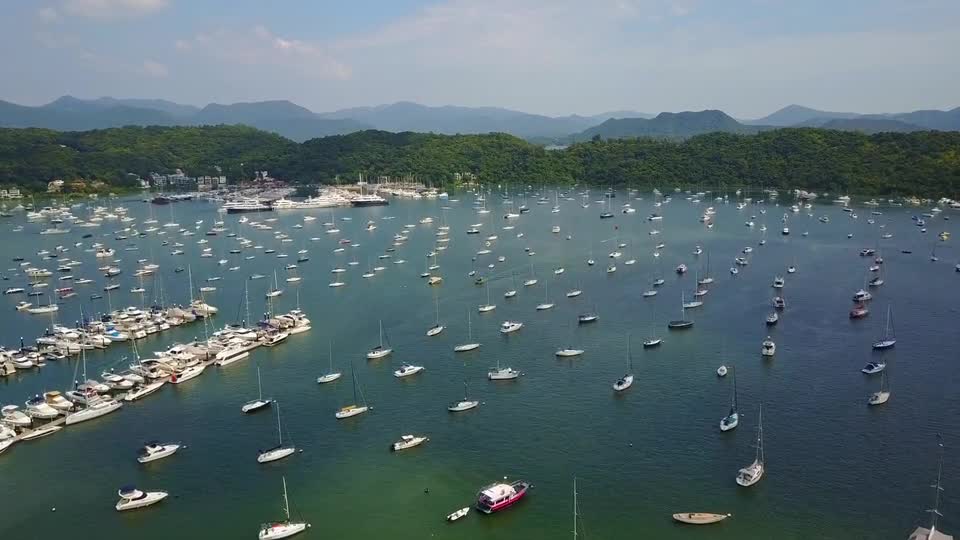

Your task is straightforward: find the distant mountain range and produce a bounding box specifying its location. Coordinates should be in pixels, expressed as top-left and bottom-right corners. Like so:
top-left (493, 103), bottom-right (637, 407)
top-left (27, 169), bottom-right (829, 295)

top-left (0, 96), bottom-right (957, 142)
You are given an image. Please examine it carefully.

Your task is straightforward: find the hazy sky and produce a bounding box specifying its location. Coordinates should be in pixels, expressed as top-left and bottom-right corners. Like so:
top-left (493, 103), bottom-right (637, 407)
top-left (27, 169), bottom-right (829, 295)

top-left (3, 0), bottom-right (958, 118)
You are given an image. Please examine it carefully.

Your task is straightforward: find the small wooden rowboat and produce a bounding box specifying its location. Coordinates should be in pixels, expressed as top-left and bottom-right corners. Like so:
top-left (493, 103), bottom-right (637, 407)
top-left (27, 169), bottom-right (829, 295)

top-left (672, 512), bottom-right (731, 525)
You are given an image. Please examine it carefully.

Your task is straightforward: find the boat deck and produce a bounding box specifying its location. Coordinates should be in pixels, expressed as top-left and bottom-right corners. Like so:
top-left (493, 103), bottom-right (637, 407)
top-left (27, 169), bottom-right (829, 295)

top-left (909, 527), bottom-right (953, 540)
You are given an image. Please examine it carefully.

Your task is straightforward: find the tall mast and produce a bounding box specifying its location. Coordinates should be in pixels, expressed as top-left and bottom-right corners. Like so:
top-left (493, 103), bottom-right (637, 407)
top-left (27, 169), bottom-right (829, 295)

top-left (757, 404), bottom-right (764, 464)
top-left (573, 476), bottom-right (578, 539)
top-left (282, 477), bottom-right (291, 521)
top-left (928, 435), bottom-right (945, 535)
top-left (188, 265), bottom-right (194, 303)
top-left (275, 402), bottom-right (283, 445)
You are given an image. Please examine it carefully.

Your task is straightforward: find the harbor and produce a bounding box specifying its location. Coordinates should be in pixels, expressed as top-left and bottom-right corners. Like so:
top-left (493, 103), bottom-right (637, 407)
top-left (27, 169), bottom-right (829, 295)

top-left (0, 188), bottom-right (957, 539)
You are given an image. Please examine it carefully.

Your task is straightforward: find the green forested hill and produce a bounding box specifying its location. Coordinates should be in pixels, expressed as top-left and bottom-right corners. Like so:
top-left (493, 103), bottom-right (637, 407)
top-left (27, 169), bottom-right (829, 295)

top-left (0, 125), bottom-right (958, 197)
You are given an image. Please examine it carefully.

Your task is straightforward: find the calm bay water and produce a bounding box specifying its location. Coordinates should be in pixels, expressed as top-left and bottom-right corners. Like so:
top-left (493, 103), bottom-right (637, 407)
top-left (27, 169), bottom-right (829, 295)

top-left (1, 191), bottom-right (958, 539)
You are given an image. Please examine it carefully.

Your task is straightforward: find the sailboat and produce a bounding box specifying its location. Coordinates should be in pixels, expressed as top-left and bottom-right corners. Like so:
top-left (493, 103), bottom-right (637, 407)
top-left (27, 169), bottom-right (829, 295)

top-left (907, 436), bottom-right (949, 540)
top-left (316, 341), bottom-right (342, 384)
top-left (613, 334), bottom-right (635, 391)
top-left (242, 367), bottom-right (274, 413)
top-left (536, 278), bottom-right (555, 310)
top-left (454, 310), bottom-right (480, 352)
top-left (872, 305), bottom-right (896, 349)
top-left (478, 283), bottom-right (496, 313)
top-left (366, 320), bottom-right (393, 359)
top-left (266, 270), bottom-right (283, 298)
top-left (668, 292), bottom-right (694, 329)
top-left (720, 367), bottom-right (739, 431)
top-left (735, 404), bottom-right (764, 487)
top-left (335, 361), bottom-right (370, 418)
top-left (643, 301), bottom-right (663, 347)
top-left (572, 477), bottom-right (582, 539)
top-left (448, 380), bottom-right (479, 412)
top-left (427, 294), bottom-right (445, 336)
top-left (868, 369), bottom-right (890, 406)
top-left (257, 403), bottom-right (296, 463)
top-left (504, 273), bottom-right (518, 298)
top-left (258, 477), bottom-right (310, 540)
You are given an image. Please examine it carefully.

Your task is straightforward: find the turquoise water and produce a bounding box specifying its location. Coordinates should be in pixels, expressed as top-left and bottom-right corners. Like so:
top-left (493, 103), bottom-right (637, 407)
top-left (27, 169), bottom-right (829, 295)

top-left (0, 192), bottom-right (957, 539)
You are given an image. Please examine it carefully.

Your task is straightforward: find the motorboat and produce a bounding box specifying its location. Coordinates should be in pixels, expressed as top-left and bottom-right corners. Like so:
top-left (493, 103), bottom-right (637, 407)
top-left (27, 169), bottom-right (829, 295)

top-left (861, 361), bottom-right (885, 374)
top-left (25, 395), bottom-right (59, 419)
top-left (853, 289), bottom-right (872, 302)
top-left (137, 441), bottom-right (181, 463)
top-left (393, 364), bottom-right (425, 378)
top-left (476, 479), bottom-right (530, 514)
top-left (124, 380), bottom-right (166, 402)
top-left (1, 405), bottom-right (32, 427)
top-left (65, 396), bottom-right (122, 425)
top-left (499, 321), bottom-right (523, 333)
top-left (170, 364), bottom-right (205, 384)
top-left (772, 296), bottom-right (786, 309)
top-left (766, 312), bottom-right (779, 325)
top-left (772, 277), bottom-right (784, 289)
top-left (18, 423), bottom-right (62, 440)
top-left (43, 391), bottom-right (73, 411)
top-left (391, 434), bottom-right (429, 451)
top-left (717, 365), bottom-right (728, 377)
top-left (555, 348), bottom-right (584, 357)
top-left (761, 338), bottom-right (776, 357)
top-left (447, 507), bottom-right (470, 522)
top-left (577, 313), bottom-right (598, 323)
top-left (488, 365), bottom-right (520, 380)
top-left (115, 486), bottom-right (168, 511)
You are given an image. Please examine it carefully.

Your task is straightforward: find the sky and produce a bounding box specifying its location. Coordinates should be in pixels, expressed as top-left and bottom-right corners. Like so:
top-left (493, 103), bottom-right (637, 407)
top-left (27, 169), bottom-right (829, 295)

top-left (2, 0), bottom-right (958, 118)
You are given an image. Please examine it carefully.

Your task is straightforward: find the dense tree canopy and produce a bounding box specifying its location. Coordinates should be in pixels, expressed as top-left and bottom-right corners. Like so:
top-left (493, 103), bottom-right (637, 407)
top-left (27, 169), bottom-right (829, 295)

top-left (0, 125), bottom-right (957, 197)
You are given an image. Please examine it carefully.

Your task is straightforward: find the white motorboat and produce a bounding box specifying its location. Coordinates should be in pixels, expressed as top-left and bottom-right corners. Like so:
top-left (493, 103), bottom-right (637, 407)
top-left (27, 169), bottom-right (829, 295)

top-left (25, 395), bottom-right (59, 419)
top-left (555, 348), bottom-right (584, 357)
top-left (243, 367), bottom-right (274, 413)
top-left (258, 404), bottom-right (296, 463)
top-left (258, 477), bottom-right (310, 540)
top-left (391, 434), bottom-right (429, 451)
top-left (137, 442), bottom-right (181, 463)
top-left (170, 364), bottom-right (205, 384)
top-left (447, 507), bottom-right (470, 522)
top-left (761, 337), bottom-right (776, 357)
top-left (19, 423), bottom-right (62, 440)
top-left (115, 486), bottom-right (168, 511)
top-left (1, 405), bottom-right (32, 427)
top-left (717, 365), bottom-right (728, 377)
top-left (735, 405), bottom-right (764, 487)
top-left (488, 366), bottom-right (520, 380)
top-left (43, 391), bottom-right (73, 411)
top-left (124, 380), bottom-right (165, 402)
top-left (499, 321), bottom-right (523, 333)
top-left (393, 364), bottom-right (425, 378)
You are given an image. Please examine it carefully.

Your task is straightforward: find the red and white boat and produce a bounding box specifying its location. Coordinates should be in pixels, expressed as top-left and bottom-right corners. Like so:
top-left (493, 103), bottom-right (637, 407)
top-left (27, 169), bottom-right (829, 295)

top-left (476, 479), bottom-right (530, 514)
top-left (850, 303), bottom-right (869, 319)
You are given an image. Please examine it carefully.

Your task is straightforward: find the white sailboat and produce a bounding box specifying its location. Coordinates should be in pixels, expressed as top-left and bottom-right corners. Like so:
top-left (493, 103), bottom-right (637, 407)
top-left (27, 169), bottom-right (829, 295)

top-left (317, 342), bottom-right (342, 384)
top-left (454, 310), bottom-right (481, 352)
top-left (366, 319), bottom-right (393, 359)
top-left (868, 369), bottom-right (890, 406)
top-left (613, 334), bottom-right (635, 391)
top-left (478, 283), bottom-right (496, 313)
top-left (448, 380), bottom-right (479, 412)
top-left (257, 403), bottom-right (296, 463)
top-left (258, 477), bottom-right (310, 540)
top-left (65, 348), bottom-right (123, 425)
top-left (335, 361), bottom-right (370, 418)
top-left (427, 294), bottom-right (445, 336)
top-left (536, 278), bottom-right (555, 310)
top-left (265, 270), bottom-right (283, 298)
top-left (720, 367), bottom-right (739, 432)
top-left (735, 404), bottom-right (764, 487)
top-left (872, 304), bottom-right (897, 349)
top-left (242, 367), bottom-right (274, 413)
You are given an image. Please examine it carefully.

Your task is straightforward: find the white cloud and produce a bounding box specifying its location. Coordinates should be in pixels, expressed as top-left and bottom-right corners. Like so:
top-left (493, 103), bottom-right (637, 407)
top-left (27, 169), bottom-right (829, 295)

top-left (140, 59), bottom-right (169, 78)
top-left (176, 26), bottom-right (351, 81)
top-left (62, 0), bottom-right (169, 19)
top-left (37, 7), bottom-right (59, 22)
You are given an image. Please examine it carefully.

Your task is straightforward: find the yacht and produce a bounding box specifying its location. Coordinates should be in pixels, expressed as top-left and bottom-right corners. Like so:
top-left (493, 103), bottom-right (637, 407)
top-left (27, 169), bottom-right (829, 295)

top-left (1, 405), bottom-right (32, 427)
top-left (137, 442), bottom-right (181, 463)
top-left (391, 434), bottom-right (429, 451)
top-left (366, 320), bottom-right (392, 359)
top-left (25, 396), bottom-right (59, 419)
top-left (488, 359), bottom-right (520, 380)
top-left (43, 391), bottom-right (73, 411)
top-left (861, 361), bottom-right (886, 374)
top-left (223, 198), bottom-right (272, 214)
top-left (115, 486), bottom-right (168, 511)
top-left (766, 311), bottom-right (779, 325)
top-left (476, 479), bottom-right (530, 514)
top-left (170, 364), bottom-right (205, 384)
top-left (499, 321), bottom-right (523, 333)
top-left (393, 364), bottom-right (425, 378)
top-left (124, 380), bottom-right (165, 402)
top-left (853, 289), bottom-right (873, 302)
top-left (761, 337), bottom-right (776, 357)
top-left (772, 276), bottom-right (785, 288)
top-left (351, 193), bottom-right (389, 207)
top-left (65, 395), bottom-right (122, 425)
